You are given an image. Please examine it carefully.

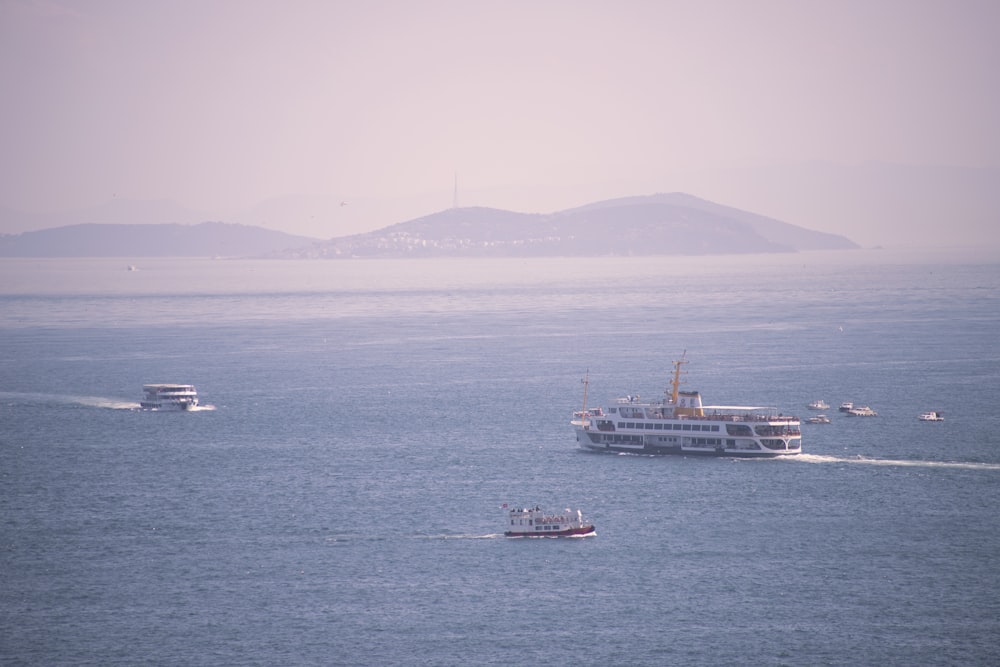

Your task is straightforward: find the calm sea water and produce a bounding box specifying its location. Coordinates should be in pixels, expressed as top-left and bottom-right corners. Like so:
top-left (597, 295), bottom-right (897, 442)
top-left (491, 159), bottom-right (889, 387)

top-left (2, 250), bottom-right (999, 666)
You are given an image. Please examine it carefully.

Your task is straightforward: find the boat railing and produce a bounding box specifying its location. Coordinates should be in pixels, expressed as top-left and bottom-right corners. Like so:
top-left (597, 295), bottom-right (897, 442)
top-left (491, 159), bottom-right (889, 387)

top-left (508, 510), bottom-right (582, 526)
top-left (636, 412), bottom-right (799, 423)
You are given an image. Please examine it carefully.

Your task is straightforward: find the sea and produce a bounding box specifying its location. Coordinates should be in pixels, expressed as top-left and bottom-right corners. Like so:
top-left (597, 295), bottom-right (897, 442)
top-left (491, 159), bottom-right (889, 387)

top-left (2, 248), bottom-right (999, 666)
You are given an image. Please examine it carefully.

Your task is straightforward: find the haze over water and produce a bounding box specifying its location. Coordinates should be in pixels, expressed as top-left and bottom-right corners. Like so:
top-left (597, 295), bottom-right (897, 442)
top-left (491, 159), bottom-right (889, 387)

top-left (2, 250), bottom-right (999, 665)
top-left (3, 2), bottom-right (999, 250)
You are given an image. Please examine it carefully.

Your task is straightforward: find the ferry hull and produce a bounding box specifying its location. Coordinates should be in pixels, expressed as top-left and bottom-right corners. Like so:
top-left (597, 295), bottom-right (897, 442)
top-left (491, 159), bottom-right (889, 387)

top-left (139, 402), bottom-right (196, 411)
top-left (504, 525), bottom-right (595, 538)
top-left (576, 430), bottom-right (800, 457)
top-left (578, 441), bottom-right (798, 457)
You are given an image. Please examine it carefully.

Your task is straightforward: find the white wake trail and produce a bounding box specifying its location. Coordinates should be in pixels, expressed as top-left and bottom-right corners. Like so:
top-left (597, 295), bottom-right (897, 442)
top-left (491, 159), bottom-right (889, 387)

top-left (790, 453), bottom-right (1000, 471)
top-left (0, 391), bottom-right (140, 410)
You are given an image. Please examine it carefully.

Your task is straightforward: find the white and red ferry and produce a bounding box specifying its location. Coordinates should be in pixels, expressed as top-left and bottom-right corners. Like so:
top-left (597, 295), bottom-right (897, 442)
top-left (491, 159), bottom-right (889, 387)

top-left (573, 354), bottom-right (801, 457)
top-left (503, 506), bottom-right (595, 537)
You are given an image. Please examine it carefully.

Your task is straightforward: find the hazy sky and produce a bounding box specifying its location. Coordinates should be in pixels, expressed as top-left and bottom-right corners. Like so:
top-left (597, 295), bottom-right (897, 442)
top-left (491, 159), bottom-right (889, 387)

top-left (2, 0), bottom-right (998, 243)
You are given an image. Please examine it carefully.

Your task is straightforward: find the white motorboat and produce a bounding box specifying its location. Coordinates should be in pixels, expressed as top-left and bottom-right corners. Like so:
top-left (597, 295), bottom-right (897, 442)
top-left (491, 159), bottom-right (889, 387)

top-left (140, 384), bottom-right (198, 411)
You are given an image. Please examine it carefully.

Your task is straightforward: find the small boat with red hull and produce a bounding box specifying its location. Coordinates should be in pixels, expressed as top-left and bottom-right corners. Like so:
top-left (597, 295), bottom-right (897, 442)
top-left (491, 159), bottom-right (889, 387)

top-left (503, 506), bottom-right (595, 537)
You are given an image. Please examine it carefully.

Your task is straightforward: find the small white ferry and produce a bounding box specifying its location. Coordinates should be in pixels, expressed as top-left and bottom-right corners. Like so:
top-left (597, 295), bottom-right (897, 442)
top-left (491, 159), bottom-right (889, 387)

top-left (918, 411), bottom-right (944, 421)
top-left (140, 384), bottom-right (198, 411)
top-left (573, 354), bottom-right (801, 457)
top-left (807, 399), bottom-right (830, 410)
top-left (504, 506), bottom-right (595, 537)
top-left (846, 405), bottom-right (877, 417)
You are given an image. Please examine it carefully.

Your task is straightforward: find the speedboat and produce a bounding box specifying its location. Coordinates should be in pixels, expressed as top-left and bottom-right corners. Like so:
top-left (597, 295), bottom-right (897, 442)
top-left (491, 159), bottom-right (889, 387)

top-left (838, 402), bottom-right (854, 412)
top-left (806, 414), bottom-right (831, 424)
top-left (918, 411), bottom-right (944, 421)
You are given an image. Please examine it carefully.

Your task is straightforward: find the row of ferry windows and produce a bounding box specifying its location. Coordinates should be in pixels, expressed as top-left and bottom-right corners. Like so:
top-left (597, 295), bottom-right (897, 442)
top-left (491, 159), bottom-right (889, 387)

top-left (510, 521), bottom-right (565, 531)
top-left (620, 422), bottom-right (721, 431)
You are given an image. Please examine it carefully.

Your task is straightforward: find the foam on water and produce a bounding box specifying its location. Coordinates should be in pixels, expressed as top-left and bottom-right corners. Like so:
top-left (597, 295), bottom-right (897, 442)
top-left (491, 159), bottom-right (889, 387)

top-left (72, 396), bottom-right (142, 410)
top-left (0, 391), bottom-right (218, 412)
top-left (415, 533), bottom-right (502, 540)
top-left (790, 452), bottom-right (1000, 471)
top-left (0, 391), bottom-right (140, 410)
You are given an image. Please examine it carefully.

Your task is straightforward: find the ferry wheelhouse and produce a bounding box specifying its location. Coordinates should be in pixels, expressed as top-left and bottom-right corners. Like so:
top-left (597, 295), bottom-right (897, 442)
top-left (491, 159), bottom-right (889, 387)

top-left (504, 506), bottom-right (595, 537)
top-left (572, 355), bottom-right (801, 457)
top-left (140, 384), bottom-right (198, 411)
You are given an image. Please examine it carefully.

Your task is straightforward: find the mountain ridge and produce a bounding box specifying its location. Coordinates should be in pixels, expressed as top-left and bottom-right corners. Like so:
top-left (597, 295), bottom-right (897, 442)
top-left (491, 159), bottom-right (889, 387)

top-left (0, 193), bottom-right (858, 257)
top-left (276, 192), bottom-right (858, 258)
top-left (0, 221), bottom-right (320, 258)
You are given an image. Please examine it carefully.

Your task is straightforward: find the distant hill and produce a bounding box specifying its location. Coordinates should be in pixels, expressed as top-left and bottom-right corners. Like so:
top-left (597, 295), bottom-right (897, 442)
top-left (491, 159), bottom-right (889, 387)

top-left (0, 222), bottom-right (320, 258)
top-left (275, 192), bottom-right (858, 258)
top-left (0, 199), bottom-right (214, 235)
top-left (570, 192), bottom-right (856, 251)
top-left (0, 193), bottom-right (858, 258)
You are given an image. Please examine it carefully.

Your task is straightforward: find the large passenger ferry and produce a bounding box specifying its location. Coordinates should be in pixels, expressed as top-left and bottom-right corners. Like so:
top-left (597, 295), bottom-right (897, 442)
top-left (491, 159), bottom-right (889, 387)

top-left (140, 384), bottom-right (199, 411)
top-left (572, 355), bottom-right (801, 457)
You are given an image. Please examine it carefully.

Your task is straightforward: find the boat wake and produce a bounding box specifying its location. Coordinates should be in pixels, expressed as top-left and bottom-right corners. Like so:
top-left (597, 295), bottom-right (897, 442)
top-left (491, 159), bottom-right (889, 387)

top-left (417, 533), bottom-right (503, 540)
top-left (325, 533), bottom-right (503, 543)
top-left (76, 396), bottom-right (143, 410)
top-left (789, 453), bottom-right (1000, 471)
top-left (0, 391), bottom-right (141, 410)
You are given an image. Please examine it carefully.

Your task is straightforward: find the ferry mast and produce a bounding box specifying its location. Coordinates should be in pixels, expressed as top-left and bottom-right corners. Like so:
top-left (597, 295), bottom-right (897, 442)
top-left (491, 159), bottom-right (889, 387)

top-left (669, 351), bottom-right (687, 405)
